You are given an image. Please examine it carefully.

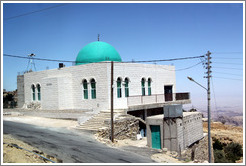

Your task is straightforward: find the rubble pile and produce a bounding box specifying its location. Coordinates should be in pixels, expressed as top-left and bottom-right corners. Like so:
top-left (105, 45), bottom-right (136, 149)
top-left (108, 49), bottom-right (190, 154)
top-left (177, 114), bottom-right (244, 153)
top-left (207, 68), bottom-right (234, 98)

top-left (97, 117), bottom-right (139, 140)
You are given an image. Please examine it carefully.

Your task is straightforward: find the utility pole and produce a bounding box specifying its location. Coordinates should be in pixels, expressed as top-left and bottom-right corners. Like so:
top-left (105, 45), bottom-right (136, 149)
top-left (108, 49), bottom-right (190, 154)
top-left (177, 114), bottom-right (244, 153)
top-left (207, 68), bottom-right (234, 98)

top-left (187, 51), bottom-right (212, 162)
top-left (110, 61), bottom-right (114, 142)
top-left (205, 51), bottom-right (212, 163)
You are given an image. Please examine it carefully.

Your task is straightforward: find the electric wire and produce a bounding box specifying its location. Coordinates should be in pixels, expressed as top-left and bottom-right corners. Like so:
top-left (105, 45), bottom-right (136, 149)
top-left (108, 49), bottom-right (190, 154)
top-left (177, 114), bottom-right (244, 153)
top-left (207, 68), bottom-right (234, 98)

top-left (212, 52), bottom-right (243, 54)
top-left (213, 62), bottom-right (243, 65)
top-left (212, 71), bottom-right (242, 77)
top-left (123, 55), bottom-right (205, 63)
top-left (213, 67), bottom-right (243, 71)
top-left (212, 57), bottom-right (243, 60)
top-left (159, 60), bottom-right (205, 71)
top-left (4, 4), bottom-right (68, 21)
top-left (211, 77), bottom-right (218, 118)
top-left (3, 53), bottom-right (205, 64)
top-left (212, 76), bottom-right (243, 81)
top-left (3, 54), bottom-right (74, 63)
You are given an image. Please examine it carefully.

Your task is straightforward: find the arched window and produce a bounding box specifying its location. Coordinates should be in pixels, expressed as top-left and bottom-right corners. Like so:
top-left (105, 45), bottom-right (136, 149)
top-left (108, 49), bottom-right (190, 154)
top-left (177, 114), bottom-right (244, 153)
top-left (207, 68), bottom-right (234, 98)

top-left (124, 78), bottom-right (129, 97)
top-left (31, 84), bottom-right (35, 101)
top-left (148, 78), bottom-right (152, 96)
top-left (83, 79), bottom-right (88, 99)
top-left (141, 78), bottom-right (145, 96)
top-left (117, 77), bottom-right (122, 98)
top-left (37, 84), bottom-right (41, 101)
top-left (91, 79), bottom-right (96, 99)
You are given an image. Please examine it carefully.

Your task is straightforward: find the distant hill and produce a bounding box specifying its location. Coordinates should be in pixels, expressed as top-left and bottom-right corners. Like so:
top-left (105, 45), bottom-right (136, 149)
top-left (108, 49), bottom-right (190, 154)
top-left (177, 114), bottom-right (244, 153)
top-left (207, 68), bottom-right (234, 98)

top-left (198, 109), bottom-right (243, 127)
top-left (214, 115), bottom-right (243, 127)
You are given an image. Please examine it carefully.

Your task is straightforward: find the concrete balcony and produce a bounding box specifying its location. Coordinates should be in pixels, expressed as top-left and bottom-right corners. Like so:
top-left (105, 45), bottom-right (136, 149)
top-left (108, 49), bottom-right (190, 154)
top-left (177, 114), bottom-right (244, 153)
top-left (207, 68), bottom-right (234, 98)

top-left (127, 93), bottom-right (191, 111)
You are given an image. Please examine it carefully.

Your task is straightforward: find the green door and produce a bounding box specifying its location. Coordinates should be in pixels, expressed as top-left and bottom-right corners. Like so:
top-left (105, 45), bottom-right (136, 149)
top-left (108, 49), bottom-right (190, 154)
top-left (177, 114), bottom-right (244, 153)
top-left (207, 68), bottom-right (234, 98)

top-left (151, 125), bottom-right (161, 149)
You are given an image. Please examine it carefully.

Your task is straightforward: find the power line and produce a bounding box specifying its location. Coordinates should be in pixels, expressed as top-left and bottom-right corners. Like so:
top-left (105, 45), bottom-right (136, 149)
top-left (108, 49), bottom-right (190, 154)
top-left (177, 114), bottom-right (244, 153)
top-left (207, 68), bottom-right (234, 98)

top-left (212, 52), bottom-right (243, 54)
top-left (158, 60), bottom-right (204, 71)
top-left (3, 53), bottom-right (205, 64)
top-left (212, 57), bottom-right (243, 60)
top-left (213, 67), bottom-right (243, 71)
top-left (213, 71), bottom-right (242, 76)
top-left (175, 61), bottom-right (204, 71)
top-left (123, 55), bottom-right (205, 63)
top-left (4, 4), bottom-right (68, 21)
top-left (213, 62), bottom-right (243, 65)
top-left (211, 77), bottom-right (218, 118)
top-left (213, 76), bottom-right (243, 81)
top-left (3, 54), bottom-right (74, 63)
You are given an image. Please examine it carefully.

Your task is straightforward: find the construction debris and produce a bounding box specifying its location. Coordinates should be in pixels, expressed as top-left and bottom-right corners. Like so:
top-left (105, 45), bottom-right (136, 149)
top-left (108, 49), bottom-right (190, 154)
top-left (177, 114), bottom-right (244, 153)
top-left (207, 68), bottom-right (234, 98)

top-left (96, 117), bottom-right (139, 140)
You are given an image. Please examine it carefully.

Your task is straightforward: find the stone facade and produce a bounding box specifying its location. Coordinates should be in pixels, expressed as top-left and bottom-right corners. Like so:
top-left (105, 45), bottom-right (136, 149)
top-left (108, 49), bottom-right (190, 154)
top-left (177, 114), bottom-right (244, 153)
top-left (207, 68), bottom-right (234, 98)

top-left (18, 62), bottom-right (176, 113)
top-left (17, 75), bottom-right (25, 108)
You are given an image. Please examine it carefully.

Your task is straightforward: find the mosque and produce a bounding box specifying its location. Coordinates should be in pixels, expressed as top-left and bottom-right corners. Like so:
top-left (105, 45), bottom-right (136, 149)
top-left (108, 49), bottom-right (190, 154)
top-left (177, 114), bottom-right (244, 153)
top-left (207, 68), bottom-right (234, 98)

top-left (16, 40), bottom-right (206, 152)
top-left (17, 40), bottom-right (190, 115)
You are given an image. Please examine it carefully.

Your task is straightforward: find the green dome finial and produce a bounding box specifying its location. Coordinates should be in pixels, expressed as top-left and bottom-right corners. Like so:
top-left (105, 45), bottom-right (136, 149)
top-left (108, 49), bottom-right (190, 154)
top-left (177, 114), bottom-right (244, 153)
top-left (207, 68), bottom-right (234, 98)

top-left (75, 41), bottom-right (122, 65)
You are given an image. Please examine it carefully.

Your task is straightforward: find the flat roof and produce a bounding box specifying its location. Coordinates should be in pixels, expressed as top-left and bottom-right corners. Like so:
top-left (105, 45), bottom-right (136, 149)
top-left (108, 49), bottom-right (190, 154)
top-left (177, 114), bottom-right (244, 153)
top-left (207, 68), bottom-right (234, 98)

top-left (147, 111), bottom-right (202, 119)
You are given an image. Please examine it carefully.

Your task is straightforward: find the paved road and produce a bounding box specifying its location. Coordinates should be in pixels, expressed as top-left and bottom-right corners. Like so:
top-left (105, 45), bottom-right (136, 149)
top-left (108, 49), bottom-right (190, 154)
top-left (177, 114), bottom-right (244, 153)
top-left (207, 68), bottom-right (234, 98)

top-left (3, 121), bottom-right (155, 163)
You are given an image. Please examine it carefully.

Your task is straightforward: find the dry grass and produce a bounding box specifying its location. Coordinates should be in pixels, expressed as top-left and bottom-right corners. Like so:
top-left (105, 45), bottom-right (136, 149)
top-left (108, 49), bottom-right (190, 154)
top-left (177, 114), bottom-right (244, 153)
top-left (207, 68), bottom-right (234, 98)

top-left (203, 122), bottom-right (243, 146)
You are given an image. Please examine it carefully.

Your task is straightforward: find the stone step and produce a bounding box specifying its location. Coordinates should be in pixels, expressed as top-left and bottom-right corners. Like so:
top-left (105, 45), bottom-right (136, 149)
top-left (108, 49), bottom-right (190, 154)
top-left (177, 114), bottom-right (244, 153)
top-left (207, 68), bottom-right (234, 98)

top-left (76, 127), bottom-right (100, 131)
top-left (77, 125), bottom-right (109, 130)
top-left (76, 109), bottom-right (127, 131)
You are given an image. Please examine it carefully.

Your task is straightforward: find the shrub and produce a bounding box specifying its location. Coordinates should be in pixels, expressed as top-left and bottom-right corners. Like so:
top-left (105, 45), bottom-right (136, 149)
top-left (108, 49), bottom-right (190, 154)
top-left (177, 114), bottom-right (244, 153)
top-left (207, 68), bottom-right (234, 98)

top-left (213, 138), bottom-right (223, 150)
top-left (214, 150), bottom-right (230, 163)
top-left (224, 142), bottom-right (243, 162)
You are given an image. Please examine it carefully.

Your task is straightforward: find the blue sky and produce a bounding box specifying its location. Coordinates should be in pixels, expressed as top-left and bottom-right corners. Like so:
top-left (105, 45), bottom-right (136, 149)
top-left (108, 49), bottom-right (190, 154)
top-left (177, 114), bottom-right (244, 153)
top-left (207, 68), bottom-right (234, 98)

top-left (2, 2), bottom-right (244, 115)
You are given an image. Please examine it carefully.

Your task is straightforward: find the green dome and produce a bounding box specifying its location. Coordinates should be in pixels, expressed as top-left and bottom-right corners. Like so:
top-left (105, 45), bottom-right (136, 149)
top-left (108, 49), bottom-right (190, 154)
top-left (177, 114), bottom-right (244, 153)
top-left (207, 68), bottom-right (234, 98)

top-left (75, 41), bottom-right (122, 65)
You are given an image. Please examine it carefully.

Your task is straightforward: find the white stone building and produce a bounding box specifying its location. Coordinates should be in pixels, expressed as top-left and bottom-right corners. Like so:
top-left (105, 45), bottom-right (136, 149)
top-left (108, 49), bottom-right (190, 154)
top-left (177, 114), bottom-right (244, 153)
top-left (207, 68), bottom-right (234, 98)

top-left (17, 41), bottom-right (190, 116)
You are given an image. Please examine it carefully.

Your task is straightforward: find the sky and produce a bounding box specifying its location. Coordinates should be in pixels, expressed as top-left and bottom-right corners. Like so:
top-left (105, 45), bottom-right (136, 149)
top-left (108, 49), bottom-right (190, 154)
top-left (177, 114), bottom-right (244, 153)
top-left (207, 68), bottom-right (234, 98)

top-left (2, 2), bottom-right (244, 116)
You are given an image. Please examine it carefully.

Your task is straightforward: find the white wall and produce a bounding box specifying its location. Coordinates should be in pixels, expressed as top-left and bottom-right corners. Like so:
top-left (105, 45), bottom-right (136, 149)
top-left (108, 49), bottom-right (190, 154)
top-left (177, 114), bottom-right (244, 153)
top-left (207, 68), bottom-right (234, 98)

top-left (24, 63), bottom-right (109, 112)
top-left (24, 62), bottom-right (176, 111)
top-left (109, 63), bottom-right (176, 109)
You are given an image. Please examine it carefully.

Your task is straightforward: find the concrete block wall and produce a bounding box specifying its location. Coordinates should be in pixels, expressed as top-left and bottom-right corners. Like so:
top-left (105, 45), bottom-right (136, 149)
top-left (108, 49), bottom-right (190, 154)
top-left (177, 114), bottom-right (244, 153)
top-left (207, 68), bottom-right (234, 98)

top-left (146, 115), bottom-right (164, 149)
top-left (146, 112), bottom-right (203, 152)
top-left (182, 112), bottom-right (203, 147)
top-left (163, 119), bottom-right (178, 151)
top-left (176, 118), bottom-right (184, 151)
top-left (17, 75), bottom-right (25, 108)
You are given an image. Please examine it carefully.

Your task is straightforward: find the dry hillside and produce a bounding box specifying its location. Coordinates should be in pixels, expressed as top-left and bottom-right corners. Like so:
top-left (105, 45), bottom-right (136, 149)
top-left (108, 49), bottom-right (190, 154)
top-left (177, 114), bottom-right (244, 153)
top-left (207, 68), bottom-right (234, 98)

top-left (203, 122), bottom-right (243, 146)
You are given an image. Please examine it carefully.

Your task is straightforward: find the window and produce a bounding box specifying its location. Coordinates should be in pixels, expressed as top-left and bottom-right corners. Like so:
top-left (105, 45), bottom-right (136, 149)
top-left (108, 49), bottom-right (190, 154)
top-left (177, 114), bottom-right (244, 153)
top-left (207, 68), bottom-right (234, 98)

top-left (31, 84), bottom-right (35, 101)
top-left (91, 79), bottom-right (96, 99)
top-left (124, 78), bottom-right (129, 97)
top-left (141, 78), bottom-right (145, 96)
top-left (83, 79), bottom-right (88, 99)
top-left (148, 78), bottom-right (152, 96)
top-left (37, 84), bottom-right (41, 101)
top-left (117, 77), bottom-right (122, 98)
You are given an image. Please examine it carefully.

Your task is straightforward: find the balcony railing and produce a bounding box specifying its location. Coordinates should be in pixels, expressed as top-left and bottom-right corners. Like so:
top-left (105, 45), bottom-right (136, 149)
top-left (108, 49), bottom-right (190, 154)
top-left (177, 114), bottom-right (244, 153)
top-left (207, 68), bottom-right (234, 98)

top-left (127, 92), bottom-right (190, 107)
